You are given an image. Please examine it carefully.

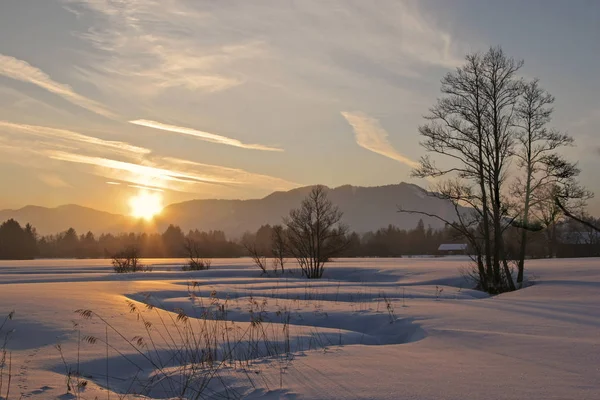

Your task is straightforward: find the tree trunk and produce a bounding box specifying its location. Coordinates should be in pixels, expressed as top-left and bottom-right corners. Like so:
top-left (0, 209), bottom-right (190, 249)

top-left (479, 145), bottom-right (493, 286)
top-left (517, 229), bottom-right (528, 284)
top-left (502, 252), bottom-right (516, 291)
top-left (517, 128), bottom-right (534, 284)
top-left (517, 193), bottom-right (532, 284)
top-left (476, 253), bottom-right (488, 292)
top-left (549, 225), bottom-right (557, 258)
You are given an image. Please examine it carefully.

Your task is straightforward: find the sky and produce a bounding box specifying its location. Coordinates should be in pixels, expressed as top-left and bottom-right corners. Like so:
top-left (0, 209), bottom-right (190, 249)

top-left (0, 0), bottom-right (599, 215)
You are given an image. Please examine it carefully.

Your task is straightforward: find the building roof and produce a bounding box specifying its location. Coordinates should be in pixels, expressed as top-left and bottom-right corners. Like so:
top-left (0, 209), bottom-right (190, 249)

top-left (438, 244), bottom-right (468, 251)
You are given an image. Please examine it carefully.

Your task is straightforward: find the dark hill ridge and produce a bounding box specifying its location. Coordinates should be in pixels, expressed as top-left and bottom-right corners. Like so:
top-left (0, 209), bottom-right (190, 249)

top-left (0, 204), bottom-right (146, 236)
top-left (156, 183), bottom-right (457, 237)
top-left (1, 183), bottom-right (459, 237)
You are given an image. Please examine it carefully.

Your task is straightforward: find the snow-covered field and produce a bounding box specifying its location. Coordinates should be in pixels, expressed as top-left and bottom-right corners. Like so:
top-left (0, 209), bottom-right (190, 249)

top-left (0, 257), bottom-right (598, 399)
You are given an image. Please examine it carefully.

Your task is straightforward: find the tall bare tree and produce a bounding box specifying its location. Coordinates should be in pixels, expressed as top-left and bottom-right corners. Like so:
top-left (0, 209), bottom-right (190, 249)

top-left (512, 79), bottom-right (575, 283)
top-left (285, 186), bottom-right (348, 279)
top-left (404, 46), bottom-right (523, 293)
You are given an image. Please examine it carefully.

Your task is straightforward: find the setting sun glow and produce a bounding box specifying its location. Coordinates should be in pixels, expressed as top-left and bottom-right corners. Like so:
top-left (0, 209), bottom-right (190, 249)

top-left (129, 190), bottom-right (163, 220)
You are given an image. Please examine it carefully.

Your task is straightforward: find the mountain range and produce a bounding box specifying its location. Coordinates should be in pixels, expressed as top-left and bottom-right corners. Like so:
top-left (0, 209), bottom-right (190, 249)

top-left (0, 183), bottom-right (458, 238)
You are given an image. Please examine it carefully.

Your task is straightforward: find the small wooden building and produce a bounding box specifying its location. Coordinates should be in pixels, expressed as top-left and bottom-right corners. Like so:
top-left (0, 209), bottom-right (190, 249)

top-left (437, 243), bottom-right (468, 256)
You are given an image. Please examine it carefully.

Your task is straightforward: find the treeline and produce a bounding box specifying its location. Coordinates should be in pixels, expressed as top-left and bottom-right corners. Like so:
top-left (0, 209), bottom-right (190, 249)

top-left (0, 219), bottom-right (244, 259)
top-left (241, 220), bottom-right (458, 258)
top-left (1, 215), bottom-right (598, 261)
top-left (0, 217), bottom-right (456, 260)
top-left (244, 217), bottom-right (600, 260)
top-left (36, 225), bottom-right (242, 259)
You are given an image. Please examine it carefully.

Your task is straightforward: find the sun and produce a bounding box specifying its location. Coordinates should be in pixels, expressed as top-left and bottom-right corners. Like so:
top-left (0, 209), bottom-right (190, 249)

top-left (129, 190), bottom-right (163, 220)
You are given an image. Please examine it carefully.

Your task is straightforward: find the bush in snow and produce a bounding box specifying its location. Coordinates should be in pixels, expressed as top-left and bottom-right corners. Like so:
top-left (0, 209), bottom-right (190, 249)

top-left (111, 246), bottom-right (147, 273)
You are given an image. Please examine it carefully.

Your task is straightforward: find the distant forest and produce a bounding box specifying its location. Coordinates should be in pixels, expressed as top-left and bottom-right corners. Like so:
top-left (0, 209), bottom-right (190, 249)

top-left (1, 217), bottom-right (598, 261)
top-left (0, 218), bottom-right (452, 260)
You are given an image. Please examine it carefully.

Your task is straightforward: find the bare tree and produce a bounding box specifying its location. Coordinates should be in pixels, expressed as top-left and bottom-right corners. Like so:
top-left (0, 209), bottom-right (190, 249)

top-left (285, 186), bottom-right (349, 279)
top-left (271, 225), bottom-right (287, 274)
top-left (112, 246), bottom-right (144, 273)
top-left (512, 79), bottom-right (575, 283)
top-left (403, 47), bottom-right (523, 293)
top-left (182, 238), bottom-right (211, 271)
top-left (531, 184), bottom-right (564, 257)
top-left (242, 240), bottom-right (268, 274)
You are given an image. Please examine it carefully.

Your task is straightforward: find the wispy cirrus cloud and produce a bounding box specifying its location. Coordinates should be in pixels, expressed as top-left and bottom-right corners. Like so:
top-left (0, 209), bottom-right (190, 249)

top-left (0, 85), bottom-right (75, 119)
top-left (159, 157), bottom-right (297, 190)
top-left (46, 151), bottom-right (214, 188)
top-left (59, 0), bottom-right (466, 117)
top-left (46, 151), bottom-right (299, 193)
top-left (341, 111), bottom-right (419, 169)
top-left (128, 184), bottom-right (164, 192)
top-left (0, 54), bottom-right (115, 118)
top-left (0, 121), bottom-right (149, 156)
top-left (64, 0), bottom-right (258, 97)
top-left (130, 119), bottom-right (283, 152)
top-left (0, 120), bottom-right (297, 193)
